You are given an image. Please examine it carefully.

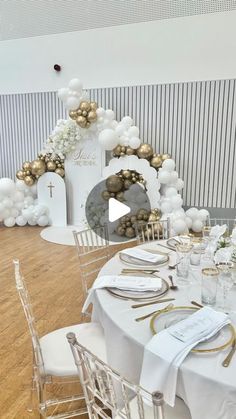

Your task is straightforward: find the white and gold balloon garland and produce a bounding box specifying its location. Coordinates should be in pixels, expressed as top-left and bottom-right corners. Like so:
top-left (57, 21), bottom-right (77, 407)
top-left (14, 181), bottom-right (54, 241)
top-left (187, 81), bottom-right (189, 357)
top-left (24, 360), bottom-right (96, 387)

top-left (0, 77), bottom-right (209, 230)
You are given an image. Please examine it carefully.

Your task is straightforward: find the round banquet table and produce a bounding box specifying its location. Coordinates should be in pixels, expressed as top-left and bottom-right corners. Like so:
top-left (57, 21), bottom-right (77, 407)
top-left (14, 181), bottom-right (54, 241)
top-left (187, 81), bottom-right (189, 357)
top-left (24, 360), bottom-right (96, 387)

top-left (91, 240), bottom-right (236, 419)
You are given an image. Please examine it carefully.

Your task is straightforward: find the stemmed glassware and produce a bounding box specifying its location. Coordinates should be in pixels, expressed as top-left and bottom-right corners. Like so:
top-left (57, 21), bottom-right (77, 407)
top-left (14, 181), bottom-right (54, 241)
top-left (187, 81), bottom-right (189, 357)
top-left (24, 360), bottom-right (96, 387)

top-left (217, 263), bottom-right (234, 312)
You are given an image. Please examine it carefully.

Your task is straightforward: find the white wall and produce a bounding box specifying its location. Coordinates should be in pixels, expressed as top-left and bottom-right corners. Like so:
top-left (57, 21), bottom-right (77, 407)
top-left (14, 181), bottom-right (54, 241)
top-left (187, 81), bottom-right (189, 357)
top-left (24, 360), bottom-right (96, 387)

top-left (0, 11), bottom-right (236, 94)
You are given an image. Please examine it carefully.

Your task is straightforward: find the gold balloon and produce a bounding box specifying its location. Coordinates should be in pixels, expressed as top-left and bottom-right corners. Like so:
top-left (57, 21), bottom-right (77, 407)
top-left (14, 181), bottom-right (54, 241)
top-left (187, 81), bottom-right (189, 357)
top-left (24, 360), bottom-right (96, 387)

top-left (116, 226), bottom-right (125, 236)
top-left (121, 146), bottom-right (126, 152)
top-left (47, 161), bottom-right (57, 171)
top-left (80, 101), bottom-right (91, 112)
top-left (87, 110), bottom-right (97, 122)
top-left (77, 109), bottom-right (82, 116)
top-left (116, 191), bottom-right (124, 201)
top-left (101, 190), bottom-right (110, 201)
top-left (55, 168), bottom-right (65, 177)
top-left (162, 153), bottom-right (171, 161)
top-left (150, 156), bottom-right (162, 169)
top-left (24, 175), bottom-right (34, 186)
top-left (76, 115), bottom-right (87, 128)
top-left (22, 161), bottom-right (31, 171)
top-left (124, 180), bottom-right (132, 189)
top-left (82, 110), bottom-right (88, 117)
top-left (113, 145), bottom-right (122, 156)
top-left (126, 147), bottom-right (135, 155)
top-left (16, 170), bottom-right (25, 180)
top-left (31, 159), bottom-right (46, 176)
top-left (148, 214), bottom-right (157, 222)
top-left (137, 143), bottom-right (153, 159)
top-left (69, 110), bottom-right (78, 120)
top-left (122, 170), bottom-right (132, 179)
top-left (90, 101), bottom-right (98, 111)
top-left (125, 227), bottom-right (136, 238)
top-left (106, 175), bottom-right (123, 193)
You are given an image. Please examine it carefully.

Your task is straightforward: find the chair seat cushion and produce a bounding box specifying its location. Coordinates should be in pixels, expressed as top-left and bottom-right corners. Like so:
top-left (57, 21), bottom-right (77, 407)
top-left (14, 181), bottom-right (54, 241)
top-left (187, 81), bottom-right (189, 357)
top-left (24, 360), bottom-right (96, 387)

top-left (40, 322), bottom-right (106, 376)
top-left (116, 395), bottom-right (191, 419)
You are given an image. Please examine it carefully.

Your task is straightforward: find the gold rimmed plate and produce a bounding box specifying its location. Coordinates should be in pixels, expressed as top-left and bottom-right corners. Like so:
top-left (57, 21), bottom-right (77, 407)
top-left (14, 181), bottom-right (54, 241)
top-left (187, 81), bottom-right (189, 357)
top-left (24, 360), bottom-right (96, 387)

top-left (150, 306), bottom-right (235, 353)
top-left (107, 278), bottom-right (169, 301)
top-left (119, 251), bottom-right (169, 268)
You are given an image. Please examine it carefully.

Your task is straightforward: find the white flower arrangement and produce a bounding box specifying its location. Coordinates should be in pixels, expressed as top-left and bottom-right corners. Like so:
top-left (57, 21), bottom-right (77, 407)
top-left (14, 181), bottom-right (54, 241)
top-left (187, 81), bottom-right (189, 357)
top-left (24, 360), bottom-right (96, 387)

top-left (44, 119), bottom-right (81, 158)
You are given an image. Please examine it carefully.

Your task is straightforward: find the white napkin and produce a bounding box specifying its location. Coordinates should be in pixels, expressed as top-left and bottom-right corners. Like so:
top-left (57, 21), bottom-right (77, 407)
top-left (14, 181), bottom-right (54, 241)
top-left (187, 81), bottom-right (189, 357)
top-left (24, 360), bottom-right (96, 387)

top-left (209, 224), bottom-right (227, 240)
top-left (120, 248), bottom-right (166, 264)
top-left (140, 307), bottom-right (230, 406)
top-left (82, 275), bottom-right (162, 313)
top-left (231, 227), bottom-right (236, 245)
top-left (214, 246), bottom-right (233, 264)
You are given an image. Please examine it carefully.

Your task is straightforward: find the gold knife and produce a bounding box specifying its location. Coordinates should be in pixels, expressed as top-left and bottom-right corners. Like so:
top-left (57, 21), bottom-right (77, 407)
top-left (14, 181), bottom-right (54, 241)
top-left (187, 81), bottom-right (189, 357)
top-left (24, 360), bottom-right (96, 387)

top-left (132, 297), bottom-right (175, 309)
top-left (135, 303), bottom-right (174, 322)
top-left (222, 338), bottom-right (236, 367)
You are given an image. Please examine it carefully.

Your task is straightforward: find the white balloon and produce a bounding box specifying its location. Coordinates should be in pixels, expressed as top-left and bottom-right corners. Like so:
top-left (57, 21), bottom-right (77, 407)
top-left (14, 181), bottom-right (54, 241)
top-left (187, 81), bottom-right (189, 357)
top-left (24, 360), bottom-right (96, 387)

top-left (68, 78), bottom-right (83, 92)
top-left (161, 201), bottom-right (172, 214)
top-left (10, 208), bottom-right (19, 218)
top-left (192, 219), bottom-right (204, 233)
top-left (16, 215), bottom-right (27, 226)
top-left (15, 201), bottom-right (24, 210)
top-left (24, 196), bottom-right (34, 207)
top-left (121, 116), bottom-right (133, 127)
top-left (65, 96), bottom-right (80, 110)
top-left (96, 107), bottom-right (106, 118)
top-left (172, 209), bottom-right (185, 219)
top-left (98, 129), bottom-right (119, 150)
top-left (4, 217), bottom-right (16, 227)
top-left (185, 216), bottom-right (193, 228)
top-left (129, 137), bottom-right (141, 149)
top-left (119, 135), bottom-right (129, 146)
top-left (28, 219), bottom-right (37, 226)
top-left (171, 195), bottom-right (183, 209)
top-left (158, 170), bottom-right (171, 184)
top-left (115, 124), bottom-right (126, 136)
top-left (13, 191), bottom-right (24, 202)
top-left (111, 120), bottom-right (118, 129)
top-left (2, 208), bottom-right (10, 219)
top-left (58, 87), bottom-right (69, 101)
top-left (2, 198), bottom-right (13, 208)
top-left (29, 184), bottom-right (37, 197)
top-left (175, 178), bottom-right (184, 190)
top-left (162, 159), bottom-right (176, 172)
top-left (37, 215), bottom-right (49, 227)
top-left (198, 209), bottom-right (210, 222)
top-left (127, 126), bottom-right (139, 138)
top-left (169, 171), bottom-right (178, 183)
top-left (0, 178), bottom-right (15, 196)
top-left (105, 109), bottom-right (115, 120)
top-left (186, 207), bottom-right (199, 219)
top-left (16, 180), bottom-right (27, 191)
top-left (173, 219), bottom-right (187, 234)
top-left (165, 187), bottom-right (177, 198)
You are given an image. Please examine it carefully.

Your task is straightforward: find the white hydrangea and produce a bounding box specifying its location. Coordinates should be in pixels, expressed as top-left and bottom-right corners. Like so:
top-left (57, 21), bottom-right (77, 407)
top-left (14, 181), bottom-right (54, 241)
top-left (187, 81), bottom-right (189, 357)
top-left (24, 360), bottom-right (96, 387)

top-left (44, 119), bottom-right (81, 157)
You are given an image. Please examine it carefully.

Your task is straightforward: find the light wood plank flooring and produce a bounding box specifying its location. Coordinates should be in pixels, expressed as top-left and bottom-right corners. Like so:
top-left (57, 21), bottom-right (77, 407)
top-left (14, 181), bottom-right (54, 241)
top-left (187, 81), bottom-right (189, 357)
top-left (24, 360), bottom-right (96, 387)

top-left (0, 226), bottom-right (90, 419)
top-left (0, 226), bottom-right (133, 419)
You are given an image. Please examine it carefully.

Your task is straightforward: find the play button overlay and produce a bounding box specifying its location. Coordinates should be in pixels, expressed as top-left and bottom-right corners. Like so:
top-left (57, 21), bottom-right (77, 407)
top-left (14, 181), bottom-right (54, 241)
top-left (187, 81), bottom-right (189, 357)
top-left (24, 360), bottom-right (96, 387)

top-left (108, 198), bottom-right (130, 222)
top-left (85, 178), bottom-right (151, 243)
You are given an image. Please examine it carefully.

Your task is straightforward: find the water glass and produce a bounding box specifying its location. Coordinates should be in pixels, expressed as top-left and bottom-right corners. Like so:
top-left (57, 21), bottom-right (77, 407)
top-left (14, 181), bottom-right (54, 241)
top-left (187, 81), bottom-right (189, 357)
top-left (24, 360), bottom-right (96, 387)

top-left (217, 263), bottom-right (234, 311)
top-left (201, 267), bottom-right (218, 305)
top-left (190, 238), bottom-right (204, 266)
top-left (176, 244), bottom-right (193, 284)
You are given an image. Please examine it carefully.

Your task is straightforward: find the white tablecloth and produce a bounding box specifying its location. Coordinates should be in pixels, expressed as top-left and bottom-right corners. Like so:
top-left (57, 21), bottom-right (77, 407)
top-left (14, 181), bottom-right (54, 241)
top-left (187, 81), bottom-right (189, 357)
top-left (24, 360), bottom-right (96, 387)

top-left (91, 241), bottom-right (236, 419)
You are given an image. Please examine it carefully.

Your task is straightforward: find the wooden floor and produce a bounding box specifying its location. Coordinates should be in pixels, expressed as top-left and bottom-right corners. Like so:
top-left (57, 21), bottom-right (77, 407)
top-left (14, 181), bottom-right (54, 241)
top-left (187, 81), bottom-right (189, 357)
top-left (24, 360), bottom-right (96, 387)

top-left (0, 226), bottom-right (90, 419)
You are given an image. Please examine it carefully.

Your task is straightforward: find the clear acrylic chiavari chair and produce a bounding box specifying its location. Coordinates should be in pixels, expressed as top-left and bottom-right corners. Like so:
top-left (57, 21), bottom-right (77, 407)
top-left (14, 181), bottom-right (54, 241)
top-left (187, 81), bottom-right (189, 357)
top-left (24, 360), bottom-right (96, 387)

top-left (67, 332), bottom-right (191, 419)
top-left (135, 219), bottom-right (171, 244)
top-left (13, 259), bottom-right (107, 419)
top-left (73, 225), bottom-right (111, 316)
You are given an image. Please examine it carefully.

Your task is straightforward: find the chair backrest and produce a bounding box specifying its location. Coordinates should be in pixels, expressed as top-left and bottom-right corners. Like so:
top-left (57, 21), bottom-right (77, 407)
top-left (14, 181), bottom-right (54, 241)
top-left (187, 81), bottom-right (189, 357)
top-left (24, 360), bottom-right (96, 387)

top-left (67, 332), bottom-right (164, 419)
top-left (209, 218), bottom-right (236, 234)
top-left (135, 219), bottom-right (171, 244)
top-left (13, 259), bottom-right (45, 377)
top-left (73, 225), bottom-right (110, 301)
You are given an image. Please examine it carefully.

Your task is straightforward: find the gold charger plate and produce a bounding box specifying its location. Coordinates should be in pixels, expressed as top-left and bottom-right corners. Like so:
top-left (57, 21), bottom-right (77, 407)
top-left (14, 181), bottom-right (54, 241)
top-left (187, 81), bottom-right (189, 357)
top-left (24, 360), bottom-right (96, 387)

top-left (119, 251), bottom-right (169, 269)
top-left (150, 306), bottom-right (235, 353)
top-left (107, 277), bottom-right (169, 301)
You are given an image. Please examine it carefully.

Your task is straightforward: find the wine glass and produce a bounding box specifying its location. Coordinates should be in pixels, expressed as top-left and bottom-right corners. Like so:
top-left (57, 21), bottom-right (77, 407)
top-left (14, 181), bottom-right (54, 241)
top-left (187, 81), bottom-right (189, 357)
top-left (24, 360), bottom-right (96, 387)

top-left (217, 263), bottom-right (234, 312)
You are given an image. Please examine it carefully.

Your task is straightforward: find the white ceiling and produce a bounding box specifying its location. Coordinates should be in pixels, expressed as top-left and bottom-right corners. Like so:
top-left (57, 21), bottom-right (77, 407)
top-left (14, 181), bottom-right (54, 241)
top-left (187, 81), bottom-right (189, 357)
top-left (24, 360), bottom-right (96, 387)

top-left (0, 0), bottom-right (236, 41)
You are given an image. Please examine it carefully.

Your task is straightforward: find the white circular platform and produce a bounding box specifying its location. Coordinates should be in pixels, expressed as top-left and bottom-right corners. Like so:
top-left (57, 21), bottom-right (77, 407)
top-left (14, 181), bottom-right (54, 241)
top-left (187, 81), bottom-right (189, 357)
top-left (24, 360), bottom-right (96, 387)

top-left (40, 225), bottom-right (136, 246)
top-left (40, 225), bottom-right (78, 246)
